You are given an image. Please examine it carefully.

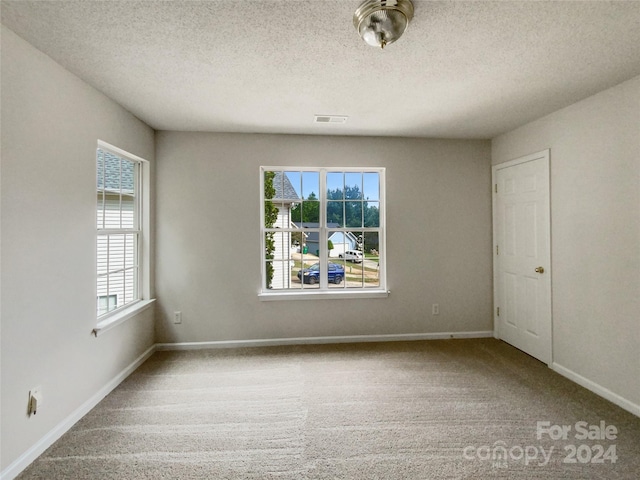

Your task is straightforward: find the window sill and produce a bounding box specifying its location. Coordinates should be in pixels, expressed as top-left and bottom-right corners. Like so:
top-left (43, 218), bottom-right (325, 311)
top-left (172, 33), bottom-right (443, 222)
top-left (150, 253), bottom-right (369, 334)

top-left (93, 299), bottom-right (156, 337)
top-left (258, 289), bottom-right (390, 301)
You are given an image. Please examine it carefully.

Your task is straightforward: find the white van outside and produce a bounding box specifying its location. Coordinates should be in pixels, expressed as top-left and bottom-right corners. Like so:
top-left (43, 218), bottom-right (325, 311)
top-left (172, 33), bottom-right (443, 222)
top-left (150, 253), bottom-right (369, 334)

top-left (340, 249), bottom-right (363, 263)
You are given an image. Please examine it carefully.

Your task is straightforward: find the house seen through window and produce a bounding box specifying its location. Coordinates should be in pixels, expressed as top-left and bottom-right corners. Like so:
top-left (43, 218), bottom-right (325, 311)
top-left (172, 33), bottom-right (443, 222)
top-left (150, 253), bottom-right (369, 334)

top-left (261, 168), bottom-right (385, 295)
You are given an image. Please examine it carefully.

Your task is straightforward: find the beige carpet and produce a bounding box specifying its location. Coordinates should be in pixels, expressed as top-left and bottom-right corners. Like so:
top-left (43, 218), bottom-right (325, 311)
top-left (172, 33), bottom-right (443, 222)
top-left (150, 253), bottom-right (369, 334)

top-left (17, 339), bottom-right (640, 479)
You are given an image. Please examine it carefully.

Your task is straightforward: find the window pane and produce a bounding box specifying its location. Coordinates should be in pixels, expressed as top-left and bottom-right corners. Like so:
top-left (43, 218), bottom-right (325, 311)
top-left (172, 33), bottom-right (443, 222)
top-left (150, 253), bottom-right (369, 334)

top-left (364, 202), bottom-right (380, 227)
top-left (293, 199), bottom-right (319, 226)
top-left (97, 233), bottom-right (137, 267)
top-left (263, 170), bottom-right (279, 229)
top-left (284, 171), bottom-right (301, 199)
top-left (98, 272), bottom-right (128, 313)
top-left (326, 201), bottom-right (343, 227)
top-left (325, 259), bottom-right (345, 288)
top-left (124, 268), bottom-right (136, 304)
top-left (264, 170), bottom-right (300, 228)
top-left (273, 227), bottom-right (291, 261)
top-left (269, 260), bottom-right (293, 290)
top-left (97, 149), bottom-right (106, 229)
top-left (264, 260), bottom-right (274, 289)
top-left (97, 232), bottom-right (139, 315)
top-left (307, 201), bottom-right (320, 224)
top-left (272, 170), bottom-right (283, 200)
top-left (289, 171), bottom-right (321, 226)
top-left (121, 194), bottom-right (135, 229)
top-left (345, 201), bottom-right (363, 228)
top-left (363, 232), bottom-right (380, 289)
top-left (97, 294), bottom-right (117, 317)
top-left (327, 230), bottom-right (346, 289)
top-left (121, 158), bottom-right (136, 195)
top-left (301, 171), bottom-right (319, 199)
top-left (124, 233), bottom-right (136, 269)
top-left (103, 152), bottom-right (120, 193)
top-left (291, 231), bottom-right (304, 253)
top-left (264, 170), bottom-right (277, 200)
top-left (344, 172), bottom-right (363, 200)
top-left (361, 254), bottom-right (381, 289)
top-left (109, 235), bottom-right (126, 272)
top-left (97, 192), bottom-right (105, 229)
top-left (277, 201), bottom-right (290, 228)
top-left (280, 171), bottom-right (300, 202)
top-left (265, 231), bottom-right (295, 290)
top-left (296, 253), bottom-right (319, 289)
top-left (103, 196), bottom-right (121, 229)
top-left (97, 149), bottom-right (105, 189)
top-left (329, 255), bottom-right (347, 289)
top-left (97, 152), bottom-right (137, 229)
top-left (363, 172), bottom-right (379, 201)
top-left (328, 231), bottom-right (351, 260)
top-left (326, 172), bottom-right (343, 199)
top-left (290, 201), bottom-right (302, 225)
top-left (363, 231), bottom-right (380, 254)
top-left (295, 228), bottom-right (319, 258)
top-left (97, 278), bottom-right (109, 315)
top-left (342, 231), bottom-right (362, 288)
top-left (264, 200), bottom-right (280, 229)
top-left (97, 236), bottom-right (108, 276)
top-left (298, 259), bottom-right (321, 289)
top-left (344, 258), bottom-right (364, 288)
top-left (328, 230), bottom-right (338, 259)
top-left (106, 271), bottom-right (126, 309)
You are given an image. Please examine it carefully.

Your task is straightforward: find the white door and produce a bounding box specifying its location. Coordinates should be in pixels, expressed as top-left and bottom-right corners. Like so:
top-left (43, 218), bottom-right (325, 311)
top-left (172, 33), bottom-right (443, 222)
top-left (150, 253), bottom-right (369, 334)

top-left (493, 150), bottom-right (552, 364)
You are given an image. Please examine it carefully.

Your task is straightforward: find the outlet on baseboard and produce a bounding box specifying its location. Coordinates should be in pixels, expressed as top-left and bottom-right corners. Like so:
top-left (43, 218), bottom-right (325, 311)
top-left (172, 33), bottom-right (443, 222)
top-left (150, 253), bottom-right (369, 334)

top-left (432, 304), bottom-right (439, 315)
top-left (174, 311), bottom-right (182, 324)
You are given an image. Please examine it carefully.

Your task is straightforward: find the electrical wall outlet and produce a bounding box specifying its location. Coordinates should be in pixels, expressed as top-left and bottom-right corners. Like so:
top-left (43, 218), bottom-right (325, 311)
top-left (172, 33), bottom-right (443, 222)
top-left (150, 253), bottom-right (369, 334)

top-left (174, 311), bottom-right (182, 324)
top-left (28, 387), bottom-right (43, 416)
top-left (432, 304), bottom-right (439, 315)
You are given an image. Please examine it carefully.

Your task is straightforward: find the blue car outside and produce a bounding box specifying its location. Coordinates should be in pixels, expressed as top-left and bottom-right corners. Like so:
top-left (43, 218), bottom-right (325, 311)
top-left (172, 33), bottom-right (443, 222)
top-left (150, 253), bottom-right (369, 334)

top-left (297, 262), bottom-right (344, 284)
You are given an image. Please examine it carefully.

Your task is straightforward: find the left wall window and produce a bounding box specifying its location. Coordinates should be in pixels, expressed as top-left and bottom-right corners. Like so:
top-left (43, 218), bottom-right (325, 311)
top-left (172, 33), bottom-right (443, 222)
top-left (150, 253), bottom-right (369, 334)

top-left (96, 143), bottom-right (143, 318)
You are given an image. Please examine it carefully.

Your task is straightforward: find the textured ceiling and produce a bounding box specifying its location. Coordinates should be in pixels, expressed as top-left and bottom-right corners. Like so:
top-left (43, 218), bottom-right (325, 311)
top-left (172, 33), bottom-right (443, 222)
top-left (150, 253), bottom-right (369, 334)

top-left (2, 0), bottom-right (640, 139)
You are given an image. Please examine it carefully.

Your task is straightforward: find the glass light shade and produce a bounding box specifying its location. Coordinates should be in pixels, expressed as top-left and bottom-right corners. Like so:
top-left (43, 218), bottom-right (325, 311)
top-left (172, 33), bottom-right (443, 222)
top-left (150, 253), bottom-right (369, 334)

top-left (354, 0), bottom-right (414, 49)
top-left (359, 9), bottom-right (408, 48)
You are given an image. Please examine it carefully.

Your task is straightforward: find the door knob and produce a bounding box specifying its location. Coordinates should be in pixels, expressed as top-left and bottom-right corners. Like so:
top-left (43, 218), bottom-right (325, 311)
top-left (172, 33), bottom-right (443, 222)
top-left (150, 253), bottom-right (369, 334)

top-left (535, 266), bottom-right (545, 274)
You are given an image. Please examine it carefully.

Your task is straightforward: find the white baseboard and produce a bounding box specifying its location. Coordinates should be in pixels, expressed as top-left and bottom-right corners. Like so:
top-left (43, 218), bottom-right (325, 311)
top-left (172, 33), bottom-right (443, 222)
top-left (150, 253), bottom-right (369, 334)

top-left (155, 331), bottom-right (495, 351)
top-left (551, 362), bottom-right (640, 418)
top-left (0, 345), bottom-right (157, 480)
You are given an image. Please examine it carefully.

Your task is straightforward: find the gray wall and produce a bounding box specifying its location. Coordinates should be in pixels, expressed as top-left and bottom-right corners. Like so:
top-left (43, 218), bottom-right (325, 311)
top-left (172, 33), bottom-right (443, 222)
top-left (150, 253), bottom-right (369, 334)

top-left (155, 132), bottom-right (493, 343)
top-left (492, 76), bottom-right (640, 408)
top-left (1, 27), bottom-right (156, 470)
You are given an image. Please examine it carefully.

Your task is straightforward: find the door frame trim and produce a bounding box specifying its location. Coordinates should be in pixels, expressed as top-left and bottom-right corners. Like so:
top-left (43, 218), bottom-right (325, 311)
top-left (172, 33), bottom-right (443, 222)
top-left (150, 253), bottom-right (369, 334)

top-left (492, 149), bottom-right (552, 364)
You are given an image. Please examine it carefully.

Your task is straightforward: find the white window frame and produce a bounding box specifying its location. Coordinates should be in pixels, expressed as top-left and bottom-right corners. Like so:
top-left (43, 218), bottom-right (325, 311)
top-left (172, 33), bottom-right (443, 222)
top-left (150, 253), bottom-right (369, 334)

top-left (94, 140), bottom-right (153, 335)
top-left (259, 166), bottom-right (388, 301)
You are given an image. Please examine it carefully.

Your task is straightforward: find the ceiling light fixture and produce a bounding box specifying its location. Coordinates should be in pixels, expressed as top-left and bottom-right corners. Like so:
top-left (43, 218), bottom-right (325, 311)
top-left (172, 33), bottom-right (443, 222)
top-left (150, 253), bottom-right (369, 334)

top-left (353, 0), bottom-right (414, 49)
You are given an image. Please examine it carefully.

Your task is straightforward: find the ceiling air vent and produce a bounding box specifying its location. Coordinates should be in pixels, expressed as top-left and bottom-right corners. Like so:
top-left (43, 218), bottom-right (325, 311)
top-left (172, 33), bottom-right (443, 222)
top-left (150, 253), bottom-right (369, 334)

top-left (314, 115), bottom-right (348, 124)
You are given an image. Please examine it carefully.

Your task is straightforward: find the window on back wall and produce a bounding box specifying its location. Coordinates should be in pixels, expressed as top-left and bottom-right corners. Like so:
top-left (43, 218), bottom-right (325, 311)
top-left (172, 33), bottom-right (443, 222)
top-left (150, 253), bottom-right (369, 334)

top-left (260, 167), bottom-right (386, 298)
top-left (96, 143), bottom-right (144, 317)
